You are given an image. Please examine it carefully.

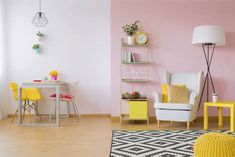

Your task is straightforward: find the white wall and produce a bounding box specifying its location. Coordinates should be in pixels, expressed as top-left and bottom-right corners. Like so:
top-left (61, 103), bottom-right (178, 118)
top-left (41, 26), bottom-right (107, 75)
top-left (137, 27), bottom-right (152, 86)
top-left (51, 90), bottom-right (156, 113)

top-left (5, 0), bottom-right (111, 114)
top-left (0, 0), bottom-right (8, 118)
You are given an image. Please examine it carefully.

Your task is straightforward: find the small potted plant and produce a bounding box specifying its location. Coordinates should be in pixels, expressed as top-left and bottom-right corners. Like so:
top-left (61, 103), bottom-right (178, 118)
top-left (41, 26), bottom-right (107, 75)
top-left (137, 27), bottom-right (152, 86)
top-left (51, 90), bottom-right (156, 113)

top-left (49, 70), bottom-right (59, 81)
top-left (36, 31), bottom-right (44, 41)
top-left (32, 44), bottom-right (40, 53)
top-left (122, 20), bottom-right (139, 45)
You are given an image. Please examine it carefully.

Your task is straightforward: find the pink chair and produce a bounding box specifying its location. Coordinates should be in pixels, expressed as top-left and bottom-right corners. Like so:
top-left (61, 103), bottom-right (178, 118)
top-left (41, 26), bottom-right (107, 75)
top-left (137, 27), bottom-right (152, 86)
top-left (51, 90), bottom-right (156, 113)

top-left (49, 82), bottom-right (80, 122)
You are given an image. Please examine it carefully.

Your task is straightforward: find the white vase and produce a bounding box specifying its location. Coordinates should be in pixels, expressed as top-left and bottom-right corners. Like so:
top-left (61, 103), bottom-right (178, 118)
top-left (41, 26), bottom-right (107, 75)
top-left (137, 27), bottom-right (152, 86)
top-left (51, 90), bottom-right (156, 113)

top-left (127, 36), bottom-right (135, 45)
top-left (212, 93), bottom-right (218, 103)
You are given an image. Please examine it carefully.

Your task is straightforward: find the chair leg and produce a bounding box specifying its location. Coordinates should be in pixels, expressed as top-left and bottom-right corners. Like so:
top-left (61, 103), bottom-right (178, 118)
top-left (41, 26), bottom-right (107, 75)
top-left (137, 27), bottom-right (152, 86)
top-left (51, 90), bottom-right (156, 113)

top-left (23, 103), bottom-right (26, 121)
top-left (35, 101), bottom-right (42, 120)
top-left (187, 122), bottom-right (190, 130)
top-left (11, 109), bottom-right (18, 122)
top-left (31, 101), bottom-right (42, 121)
top-left (157, 120), bottom-right (160, 129)
top-left (67, 102), bottom-right (70, 119)
top-left (28, 103), bottom-right (31, 123)
top-left (73, 98), bottom-right (80, 118)
top-left (72, 99), bottom-right (79, 121)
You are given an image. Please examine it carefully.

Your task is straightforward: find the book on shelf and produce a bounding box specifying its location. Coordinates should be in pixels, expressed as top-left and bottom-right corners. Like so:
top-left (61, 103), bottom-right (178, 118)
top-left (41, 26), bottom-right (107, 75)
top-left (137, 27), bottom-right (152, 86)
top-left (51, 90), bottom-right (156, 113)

top-left (123, 52), bottom-right (135, 63)
top-left (131, 53), bottom-right (135, 62)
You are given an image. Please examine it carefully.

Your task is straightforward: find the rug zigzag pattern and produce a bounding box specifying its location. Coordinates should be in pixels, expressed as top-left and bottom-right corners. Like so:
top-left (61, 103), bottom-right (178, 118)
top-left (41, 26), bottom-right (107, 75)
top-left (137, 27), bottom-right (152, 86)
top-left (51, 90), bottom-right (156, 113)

top-left (110, 130), bottom-right (235, 157)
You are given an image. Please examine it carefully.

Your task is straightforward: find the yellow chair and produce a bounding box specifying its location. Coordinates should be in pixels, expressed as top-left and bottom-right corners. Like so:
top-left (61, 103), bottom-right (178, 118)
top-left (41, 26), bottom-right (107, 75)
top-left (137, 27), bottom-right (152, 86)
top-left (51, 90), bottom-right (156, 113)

top-left (9, 82), bottom-right (42, 122)
top-left (194, 133), bottom-right (235, 157)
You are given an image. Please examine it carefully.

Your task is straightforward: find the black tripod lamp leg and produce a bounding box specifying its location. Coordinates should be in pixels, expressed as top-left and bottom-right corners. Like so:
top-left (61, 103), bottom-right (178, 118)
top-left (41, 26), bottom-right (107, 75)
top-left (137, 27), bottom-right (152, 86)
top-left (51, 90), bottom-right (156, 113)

top-left (198, 73), bottom-right (209, 111)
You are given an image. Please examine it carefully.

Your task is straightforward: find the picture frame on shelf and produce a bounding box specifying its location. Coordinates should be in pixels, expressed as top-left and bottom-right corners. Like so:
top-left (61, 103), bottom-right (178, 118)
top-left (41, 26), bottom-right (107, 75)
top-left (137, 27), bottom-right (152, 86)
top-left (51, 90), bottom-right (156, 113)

top-left (135, 32), bottom-right (148, 44)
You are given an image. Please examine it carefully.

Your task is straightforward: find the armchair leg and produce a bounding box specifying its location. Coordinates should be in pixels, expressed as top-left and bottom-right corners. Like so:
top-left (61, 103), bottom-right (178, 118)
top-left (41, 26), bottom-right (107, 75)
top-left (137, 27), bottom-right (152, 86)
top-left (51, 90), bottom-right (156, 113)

top-left (157, 120), bottom-right (160, 129)
top-left (187, 122), bottom-right (190, 130)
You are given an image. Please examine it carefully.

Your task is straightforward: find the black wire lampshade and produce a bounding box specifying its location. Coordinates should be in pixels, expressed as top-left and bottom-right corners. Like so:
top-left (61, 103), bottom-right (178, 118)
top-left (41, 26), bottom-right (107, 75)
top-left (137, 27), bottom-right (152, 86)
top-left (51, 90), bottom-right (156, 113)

top-left (32, 0), bottom-right (48, 27)
top-left (32, 12), bottom-right (48, 27)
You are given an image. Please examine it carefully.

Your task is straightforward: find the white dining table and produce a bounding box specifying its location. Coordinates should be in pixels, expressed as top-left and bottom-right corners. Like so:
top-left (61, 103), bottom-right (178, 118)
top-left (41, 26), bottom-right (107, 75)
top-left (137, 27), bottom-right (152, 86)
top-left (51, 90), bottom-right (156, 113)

top-left (18, 81), bottom-right (67, 127)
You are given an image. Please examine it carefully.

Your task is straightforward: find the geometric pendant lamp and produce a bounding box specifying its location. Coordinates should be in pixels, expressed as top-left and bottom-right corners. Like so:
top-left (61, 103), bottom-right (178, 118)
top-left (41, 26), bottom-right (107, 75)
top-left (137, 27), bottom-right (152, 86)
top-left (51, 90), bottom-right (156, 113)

top-left (32, 0), bottom-right (48, 27)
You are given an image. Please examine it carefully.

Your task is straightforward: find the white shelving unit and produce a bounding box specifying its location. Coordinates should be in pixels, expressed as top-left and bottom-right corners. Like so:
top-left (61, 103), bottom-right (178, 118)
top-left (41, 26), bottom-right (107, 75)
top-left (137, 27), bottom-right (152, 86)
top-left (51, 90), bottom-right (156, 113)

top-left (120, 38), bottom-right (150, 124)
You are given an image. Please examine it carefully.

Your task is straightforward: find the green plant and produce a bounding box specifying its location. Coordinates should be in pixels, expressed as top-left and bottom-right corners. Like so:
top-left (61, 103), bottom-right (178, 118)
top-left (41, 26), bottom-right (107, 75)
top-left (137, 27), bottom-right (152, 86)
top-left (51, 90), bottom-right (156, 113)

top-left (32, 44), bottom-right (40, 49)
top-left (122, 20), bottom-right (139, 36)
top-left (36, 31), bottom-right (44, 37)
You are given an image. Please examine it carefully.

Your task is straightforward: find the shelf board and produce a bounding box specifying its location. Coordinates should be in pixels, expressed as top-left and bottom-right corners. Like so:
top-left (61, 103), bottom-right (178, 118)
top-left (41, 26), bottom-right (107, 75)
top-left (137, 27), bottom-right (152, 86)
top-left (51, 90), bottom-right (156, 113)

top-left (122, 43), bottom-right (148, 47)
top-left (122, 97), bottom-right (148, 101)
top-left (122, 61), bottom-right (149, 64)
top-left (121, 114), bottom-right (130, 120)
top-left (121, 114), bottom-right (148, 121)
top-left (122, 79), bottom-right (149, 83)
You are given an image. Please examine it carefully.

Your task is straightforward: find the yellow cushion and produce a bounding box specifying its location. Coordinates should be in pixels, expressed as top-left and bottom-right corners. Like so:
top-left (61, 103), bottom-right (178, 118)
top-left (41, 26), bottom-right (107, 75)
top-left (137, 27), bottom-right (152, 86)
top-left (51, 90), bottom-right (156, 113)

top-left (194, 133), bottom-right (235, 157)
top-left (161, 84), bottom-right (168, 103)
top-left (167, 84), bottom-right (189, 103)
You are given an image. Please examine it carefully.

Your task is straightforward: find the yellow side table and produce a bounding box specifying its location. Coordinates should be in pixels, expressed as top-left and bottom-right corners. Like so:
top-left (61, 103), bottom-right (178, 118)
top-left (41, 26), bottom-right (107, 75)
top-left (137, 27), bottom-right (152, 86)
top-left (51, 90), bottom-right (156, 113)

top-left (204, 101), bottom-right (235, 132)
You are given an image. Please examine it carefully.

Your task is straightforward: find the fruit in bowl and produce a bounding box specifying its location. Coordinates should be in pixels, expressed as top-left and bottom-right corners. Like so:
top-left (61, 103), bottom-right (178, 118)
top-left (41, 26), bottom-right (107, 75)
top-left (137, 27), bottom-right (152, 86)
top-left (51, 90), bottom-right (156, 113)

top-left (122, 92), bottom-right (130, 99)
top-left (122, 91), bottom-right (140, 99)
top-left (129, 91), bottom-right (140, 99)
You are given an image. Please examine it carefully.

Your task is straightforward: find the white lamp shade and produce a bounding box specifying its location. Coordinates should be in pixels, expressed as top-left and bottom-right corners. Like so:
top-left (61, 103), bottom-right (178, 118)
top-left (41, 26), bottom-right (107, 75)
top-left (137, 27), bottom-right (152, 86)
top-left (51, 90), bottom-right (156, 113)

top-left (192, 25), bottom-right (226, 46)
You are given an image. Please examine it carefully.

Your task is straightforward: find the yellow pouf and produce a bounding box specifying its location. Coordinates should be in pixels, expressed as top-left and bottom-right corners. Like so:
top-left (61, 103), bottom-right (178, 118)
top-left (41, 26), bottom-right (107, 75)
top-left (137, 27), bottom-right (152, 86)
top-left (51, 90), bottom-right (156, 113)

top-left (194, 133), bottom-right (235, 157)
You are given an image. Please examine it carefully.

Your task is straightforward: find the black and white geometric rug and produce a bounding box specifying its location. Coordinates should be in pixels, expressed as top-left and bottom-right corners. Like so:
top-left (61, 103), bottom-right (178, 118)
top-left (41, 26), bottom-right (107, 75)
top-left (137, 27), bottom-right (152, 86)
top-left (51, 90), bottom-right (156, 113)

top-left (110, 130), bottom-right (235, 157)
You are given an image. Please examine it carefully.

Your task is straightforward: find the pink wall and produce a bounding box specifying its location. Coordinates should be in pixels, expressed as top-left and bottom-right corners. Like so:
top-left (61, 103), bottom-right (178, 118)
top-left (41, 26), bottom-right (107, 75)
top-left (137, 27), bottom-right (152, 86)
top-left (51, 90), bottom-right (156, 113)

top-left (111, 0), bottom-right (235, 116)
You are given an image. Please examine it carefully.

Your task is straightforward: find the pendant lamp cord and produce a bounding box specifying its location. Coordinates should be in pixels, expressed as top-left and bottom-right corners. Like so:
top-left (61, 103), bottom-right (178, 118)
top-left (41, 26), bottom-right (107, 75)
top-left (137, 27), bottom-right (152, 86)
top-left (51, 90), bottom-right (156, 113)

top-left (39, 0), bottom-right (41, 12)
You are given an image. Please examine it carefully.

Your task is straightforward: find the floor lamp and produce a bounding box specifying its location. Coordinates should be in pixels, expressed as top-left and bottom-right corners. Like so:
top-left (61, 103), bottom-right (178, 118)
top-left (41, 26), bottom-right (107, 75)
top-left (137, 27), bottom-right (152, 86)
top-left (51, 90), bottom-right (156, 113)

top-left (192, 25), bottom-right (226, 111)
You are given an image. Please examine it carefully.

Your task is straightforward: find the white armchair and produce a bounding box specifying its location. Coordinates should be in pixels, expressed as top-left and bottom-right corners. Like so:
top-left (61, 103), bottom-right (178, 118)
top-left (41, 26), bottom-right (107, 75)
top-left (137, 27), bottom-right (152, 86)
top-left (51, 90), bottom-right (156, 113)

top-left (153, 71), bottom-right (204, 129)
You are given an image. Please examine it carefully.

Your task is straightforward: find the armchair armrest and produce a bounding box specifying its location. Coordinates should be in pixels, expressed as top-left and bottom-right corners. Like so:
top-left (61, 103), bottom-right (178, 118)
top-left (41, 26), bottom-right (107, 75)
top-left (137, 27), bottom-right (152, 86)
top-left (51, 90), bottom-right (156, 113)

top-left (189, 92), bottom-right (198, 105)
top-left (152, 91), bottom-right (163, 103)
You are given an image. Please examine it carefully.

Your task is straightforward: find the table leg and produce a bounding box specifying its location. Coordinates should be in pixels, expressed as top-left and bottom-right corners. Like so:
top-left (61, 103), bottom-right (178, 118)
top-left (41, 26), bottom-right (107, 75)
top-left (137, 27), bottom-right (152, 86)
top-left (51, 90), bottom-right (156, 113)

top-left (18, 87), bottom-right (22, 126)
top-left (218, 107), bottom-right (223, 127)
top-left (56, 86), bottom-right (60, 127)
top-left (204, 104), bottom-right (208, 130)
top-left (67, 102), bottom-right (70, 119)
top-left (231, 106), bottom-right (235, 132)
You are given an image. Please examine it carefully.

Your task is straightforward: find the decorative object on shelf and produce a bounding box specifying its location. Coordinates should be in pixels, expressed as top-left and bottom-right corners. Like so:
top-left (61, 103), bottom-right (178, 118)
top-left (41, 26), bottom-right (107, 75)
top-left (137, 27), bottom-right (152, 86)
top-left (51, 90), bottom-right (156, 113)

top-left (32, 0), bottom-right (49, 27)
top-left (49, 70), bottom-right (58, 81)
top-left (122, 20), bottom-right (139, 45)
top-left (32, 44), bottom-right (40, 53)
top-left (122, 92), bottom-right (130, 99)
top-left (36, 31), bottom-right (44, 41)
top-left (130, 91), bottom-right (140, 99)
top-left (192, 25), bottom-right (226, 110)
top-left (212, 93), bottom-right (218, 103)
top-left (122, 91), bottom-right (140, 99)
top-left (135, 32), bottom-right (148, 44)
top-left (123, 52), bottom-right (135, 63)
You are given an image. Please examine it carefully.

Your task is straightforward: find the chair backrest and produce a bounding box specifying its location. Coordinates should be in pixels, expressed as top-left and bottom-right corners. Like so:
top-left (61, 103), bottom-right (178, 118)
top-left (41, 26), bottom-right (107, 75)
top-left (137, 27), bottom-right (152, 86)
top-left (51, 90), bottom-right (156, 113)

top-left (9, 82), bottom-right (19, 100)
top-left (26, 88), bottom-right (42, 101)
top-left (165, 71), bottom-right (204, 95)
top-left (9, 82), bottom-right (41, 101)
top-left (68, 82), bottom-right (79, 97)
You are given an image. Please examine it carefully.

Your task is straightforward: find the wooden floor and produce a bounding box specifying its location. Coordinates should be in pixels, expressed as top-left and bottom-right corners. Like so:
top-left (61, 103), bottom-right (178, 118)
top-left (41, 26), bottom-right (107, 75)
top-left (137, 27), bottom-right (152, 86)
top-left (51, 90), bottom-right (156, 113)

top-left (0, 117), bottom-right (231, 157)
